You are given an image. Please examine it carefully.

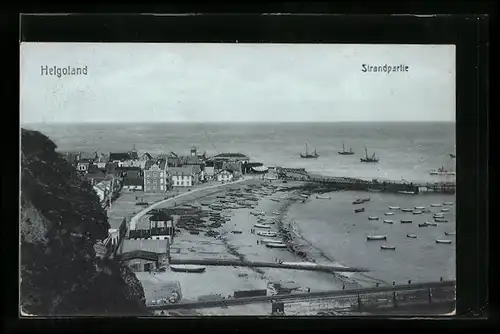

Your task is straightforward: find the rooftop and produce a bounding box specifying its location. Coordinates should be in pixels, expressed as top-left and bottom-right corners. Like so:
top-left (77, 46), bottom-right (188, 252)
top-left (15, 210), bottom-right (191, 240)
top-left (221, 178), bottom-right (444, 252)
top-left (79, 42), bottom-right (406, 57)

top-left (109, 152), bottom-right (131, 161)
top-left (144, 159), bottom-right (167, 171)
top-left (149, 211), bottom-right (172, 222)
top-left (169, 166), bottom-right (195, 176)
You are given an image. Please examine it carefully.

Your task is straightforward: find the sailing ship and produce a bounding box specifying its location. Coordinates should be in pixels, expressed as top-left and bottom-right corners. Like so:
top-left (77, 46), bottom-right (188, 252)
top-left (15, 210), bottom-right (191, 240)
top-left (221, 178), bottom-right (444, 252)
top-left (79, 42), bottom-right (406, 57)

top-left (300, 143), bottom-right (319, 159)
top-left (430, 165), bottom-right (456, 176)
top-left (338, 141), bottom-right (355, 155)
top-left (360, 146), bottom-right (379, 163)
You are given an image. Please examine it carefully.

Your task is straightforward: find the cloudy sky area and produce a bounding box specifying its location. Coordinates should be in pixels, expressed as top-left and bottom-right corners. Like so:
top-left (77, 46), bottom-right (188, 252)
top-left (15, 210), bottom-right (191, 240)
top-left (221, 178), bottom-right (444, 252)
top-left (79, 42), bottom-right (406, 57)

top-left (20, 43), bottom-right (455, 123)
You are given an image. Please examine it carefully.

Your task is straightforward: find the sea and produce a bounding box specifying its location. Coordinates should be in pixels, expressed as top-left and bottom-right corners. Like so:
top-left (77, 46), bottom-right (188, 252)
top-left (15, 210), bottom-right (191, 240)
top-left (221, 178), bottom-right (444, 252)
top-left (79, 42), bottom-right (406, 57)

top-left (23, 122), bottom-right (456, 285)
top-left (23, 122), bottom-right (455, 183)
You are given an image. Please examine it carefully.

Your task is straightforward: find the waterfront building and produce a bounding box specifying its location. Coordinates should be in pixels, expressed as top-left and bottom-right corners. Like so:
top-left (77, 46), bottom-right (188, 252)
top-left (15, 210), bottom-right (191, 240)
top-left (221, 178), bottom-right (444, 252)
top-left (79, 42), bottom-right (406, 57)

top-left (169, 166), bottom-right (198, 187)
top-left (212, 152), bottom-right (250, 163)
top-left (143, 159), bottom-right (170, 192)
top-left (121, 239), bottom-right (170, 272)
top-left (216, 169), bottom-right (234, 182)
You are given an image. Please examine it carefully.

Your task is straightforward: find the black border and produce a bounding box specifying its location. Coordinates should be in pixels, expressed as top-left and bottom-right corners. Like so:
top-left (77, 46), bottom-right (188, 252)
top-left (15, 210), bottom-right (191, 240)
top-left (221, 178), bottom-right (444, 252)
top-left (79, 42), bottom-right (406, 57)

top-left (11, 8), bottom-right (491, 332)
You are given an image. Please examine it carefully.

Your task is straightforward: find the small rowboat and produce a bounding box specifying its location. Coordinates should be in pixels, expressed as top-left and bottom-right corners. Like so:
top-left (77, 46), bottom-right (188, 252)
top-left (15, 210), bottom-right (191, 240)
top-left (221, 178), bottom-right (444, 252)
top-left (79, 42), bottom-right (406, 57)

top-left (380, 245), bottom-right (396, 250)
top-left (444, 231), bottom-right (456, 236)
top-left (383, 219), bottom-right (394, 224)
top-left (443, 202), bottom-right (454, 206)
top-left (401, 208), bottom-right (413, 213)
top-left (384, 212), bottom-right (394, 216)
top-left (170, 265), bottom-right (206, 273)
top-left (426, 222), bottom-right (438, 226)
top-left (254, 223), bottom-right (271, 229)
top-left (401, 220), bottom-right (412, 224)
top-left (407, 234), bottom-right (418, 238)
top-left (436, 239), bottom-right (452, 244)
top-left (265, 242), bottom-right (288, 249)
top-left (440, 208), bottom-right (450, 212)
top-left (257, 231), bottom-right (277, 237)
top-left (415, 206), bottom-right (426, 210)
top-left (435, 218), bottom-right (449, 223)
top-left (431, 203), bottom-right (442, 207)
top-left (418, 223), bottom-right (429, 227)
top-left (389, 206), bottom-right (400, 210)
top-left (316, 195), bottom-right (331, 200)
top-left (366, 235), bottom-right (387, 241)
top-left (354, 208), bottom-right (365, 213)
top-left (368, 216), bottom-right (379, 221)
top-left (413, 210), bottom-right (423, 215)
top-left (361, 198), bottom-right (371, 202)
top-left (353, 199), bottom-right (364, 205)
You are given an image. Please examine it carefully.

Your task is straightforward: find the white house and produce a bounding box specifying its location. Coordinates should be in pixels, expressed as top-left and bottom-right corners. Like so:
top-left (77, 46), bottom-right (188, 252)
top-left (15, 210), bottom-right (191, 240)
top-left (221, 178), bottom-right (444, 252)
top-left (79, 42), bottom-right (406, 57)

top-left (216, 169), bottom-right (234, 182)
top-left (204, 166), bottom-right (215, 181)
top-left (170, 166), bottom-right (196, 187)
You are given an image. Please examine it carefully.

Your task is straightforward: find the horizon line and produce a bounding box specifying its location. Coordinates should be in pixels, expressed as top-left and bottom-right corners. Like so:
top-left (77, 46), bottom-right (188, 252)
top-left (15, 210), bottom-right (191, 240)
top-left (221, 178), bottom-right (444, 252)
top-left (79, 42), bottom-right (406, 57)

top-left (22, 120), bottom-right (456, 125)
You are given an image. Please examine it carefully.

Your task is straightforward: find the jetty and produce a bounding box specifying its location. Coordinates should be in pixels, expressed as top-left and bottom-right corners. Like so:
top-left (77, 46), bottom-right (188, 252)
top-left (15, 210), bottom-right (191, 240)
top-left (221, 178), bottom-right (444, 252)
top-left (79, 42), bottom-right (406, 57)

top-left (277, 169), bottom-right (455, 194)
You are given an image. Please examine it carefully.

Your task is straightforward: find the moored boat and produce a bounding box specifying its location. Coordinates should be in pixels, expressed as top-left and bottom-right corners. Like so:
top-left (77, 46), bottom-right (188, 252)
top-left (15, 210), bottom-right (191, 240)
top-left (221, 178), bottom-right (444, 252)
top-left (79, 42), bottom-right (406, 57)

top-left (398, 191), bottom-right (416, 195)
top-left (254, 223), bottom-right (271, 229)
top-left (170, 265), bottom-right (206, 273)
top-left (265, 242), bottom-right (288, 249)
top-left (415, 206), bottom-right (426, 210)
top-left (401, 220), bottom-right (412, 224)
top-left (444, 231), bottom-right (456, 236)
top-left (354, 208), bottom-right (365, 213)
top-left (231, 230), bottom-right (243, 234)
top-left (366, 235), bottom-right (387, 241)
top-left (257, 231), bottom-right (278, 237)
top-left (443, 202), bottom-right (454, 206)
top-left (418, 223), bottom-right (429, 227)
top-left (406, 234), bottom-right (418, 238)
top-left (261, 238), bottom-right (282, 244)
top-left (431, 203), bottom-right (442, 207)
top-left (389, 206), bottom-right (400, 210)
top-left (440, 208), bottom-right (450, 212)
top-left (353, 199), bottom-right (365, 205)
top-left (383, 219), bottom-right (394, 224)
top-left (433, 213), bottom-right (445, 218)
top-left (360, 146), bottom-right (379, 163)
top-left (380, 245), bottom-right (396, 250)
top-left (436, 239), bottom-right (452, 244)
top-left (435, 218), bottom-right (449, 223)
top-left (368, 216), bottom-right (379, 221)
top-left (384, 212), bottom-right (394, 216)
top-left (427, 222), bottom-right (438, 226)
top-left (401, 208), bottom-right (413, 212)
top-left (338, 141), bottom-right (355, 155)
top-left (413, 210), bottom-right (423, 215)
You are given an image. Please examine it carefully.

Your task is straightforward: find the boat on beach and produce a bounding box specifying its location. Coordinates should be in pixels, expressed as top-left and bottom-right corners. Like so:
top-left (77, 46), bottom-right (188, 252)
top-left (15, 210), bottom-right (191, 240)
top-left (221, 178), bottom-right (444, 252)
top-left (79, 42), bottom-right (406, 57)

top-left (435, 218), bottom-right (449, 223)
top-left (433, 213), bottom-right (445, 218)
top-left (316, 195), bottom-right (331, 200)
top-left (368, 216), bottom-right (379, 221)
top-left (406, 234), bottom-right (418, 239)
top-left (254, 223), bottom-right (271, 229)
top-left (353, 199), bottom-right (365, 205)
top-left (261, 238), bottom-right (282, 244)
top-left (413, 210), bottom-right (423, 215)
top-left (443, 202), bottom-right (454, 206)
top-left (389, 206), bottom-right (400, 210)
top-left (418, 223), bottom-right (429, 227)
top-left (265, 242), bottom-right (288, 249)
top-left (170, 265), bottom-right (206, 273)
top-left (384, 212), bottom-right (394, 216)
top-left (401, 208), bottom-right (413, 212)
top-left (436, 239), bottom-right (452, 244)
top-left (300, 194), bottom-right (309, 199)
top-left (415, 206), bottom-right (426, 210)
top-left (401, 220), bottom-right (412, 224)
top-left (380, 245), bottom-right (396, 250)
top-left (366, 235), bottom-right (387, 241)
top-left (270, 198), bottom-right (280, 202)
top-left (430, 166), bottom-right (455, 176)
top-left (444, 231), bottom-right (456, 236)
top-left (383, 219), bottom-right (394, 224)
top-left (354, 208), bottom-right (365, 213)
top-left (231, 230), bottom-right (243, 234)
top-left (441, 208), bottom-right (450, 212)
top-left (361, 197), bottom-right (371, 202)
top-left (257, 231), bottom-right (278, 237)
top-left (398, 191), bottom-right (416, 195)
top-left (431, 203), bottom-right (442, 207)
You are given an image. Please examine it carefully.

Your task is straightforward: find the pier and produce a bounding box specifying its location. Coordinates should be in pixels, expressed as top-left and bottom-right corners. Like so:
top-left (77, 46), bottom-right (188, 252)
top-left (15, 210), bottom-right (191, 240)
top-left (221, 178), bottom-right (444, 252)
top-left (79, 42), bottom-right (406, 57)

top-left (168, 258), bottom-right (369, 273)
top-left (278, 169), bottom-right (456, 194)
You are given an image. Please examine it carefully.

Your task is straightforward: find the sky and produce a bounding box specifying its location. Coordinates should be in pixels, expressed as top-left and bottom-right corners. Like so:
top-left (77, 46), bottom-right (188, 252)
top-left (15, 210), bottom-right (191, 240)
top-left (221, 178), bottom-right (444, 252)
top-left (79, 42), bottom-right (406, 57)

top-left (20, 43), bottom-right (456, 123)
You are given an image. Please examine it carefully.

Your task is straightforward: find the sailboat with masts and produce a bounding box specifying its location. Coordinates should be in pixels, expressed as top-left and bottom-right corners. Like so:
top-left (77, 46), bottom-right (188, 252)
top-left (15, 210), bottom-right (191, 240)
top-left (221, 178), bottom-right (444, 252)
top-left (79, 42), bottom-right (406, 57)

top-left (360, 146), bottom-right (379, 163)
top-left (338, 141), bottom-right (355, 155)
top-left (300, 143), bottom-right (319, 159)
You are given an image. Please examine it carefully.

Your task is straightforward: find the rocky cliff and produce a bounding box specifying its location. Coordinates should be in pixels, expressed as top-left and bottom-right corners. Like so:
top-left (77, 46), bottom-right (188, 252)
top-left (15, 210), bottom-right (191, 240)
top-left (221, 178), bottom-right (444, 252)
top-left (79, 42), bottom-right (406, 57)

top-left (20, 128), bottom-right (148, 316)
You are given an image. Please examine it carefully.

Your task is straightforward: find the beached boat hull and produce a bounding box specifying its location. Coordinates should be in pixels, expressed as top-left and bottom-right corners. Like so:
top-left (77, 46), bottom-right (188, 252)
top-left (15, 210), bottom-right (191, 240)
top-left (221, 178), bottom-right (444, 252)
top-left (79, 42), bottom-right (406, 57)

top-left (316, 196), bottom-right (331, 200)
top-left (368, 217), bottom-right (379, 221)
top-left (443, 202), bottom-right (454, 206)
top-left (354, 208), bottom-right (365, 213)
top-left (431, 204), bottom-right (442, 207)
top-left (435, 219), bottom-right (449, 223)
top-left (380, 245), bottom-right (396, 250)
top-left (265, 243), bottom-right (288, 249)
top-left (257, 231), bottom-right (278, 237)
top-left (436, 239), bottom-right (452, 244)
top-left (444, 232), bottom-right (456, 236)
top-left (254, 223), bottom-right (271, 229)
top-left (401, 220), bottom-right (412, 224)
top-left (384, 212), bottom-right (394, 216)
top-left (388, 206), bottom-right (400, 210)
top-left (383, 220), bottom-right (394, 224)
top-left (406, 234), bottom-right (418, 239)
top-left (401, 208), bottom-right (413, 212)
top-left (441, 208), bottom-right (450, 212)
top-left (170, 265), bottom-right (206, 273)
top-left (413, 211), bottom-right (423, 215)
